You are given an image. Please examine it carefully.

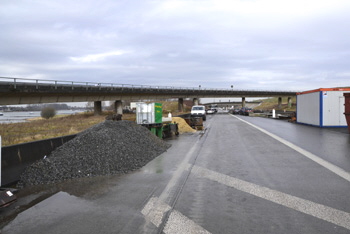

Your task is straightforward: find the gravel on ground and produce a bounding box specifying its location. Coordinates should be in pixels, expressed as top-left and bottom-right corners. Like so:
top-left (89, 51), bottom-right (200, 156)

top-left (18, 120), bottom-right (170, 187)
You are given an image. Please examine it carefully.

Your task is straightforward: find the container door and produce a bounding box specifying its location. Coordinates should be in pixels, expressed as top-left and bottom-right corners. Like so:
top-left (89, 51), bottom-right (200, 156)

top-left (155, 103), bottom-right (162, 123)
top-left (339, 97), bottom-right (347, 126)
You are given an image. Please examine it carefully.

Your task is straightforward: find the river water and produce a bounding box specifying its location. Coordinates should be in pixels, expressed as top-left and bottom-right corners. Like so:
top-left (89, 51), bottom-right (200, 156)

top-left (0, 110), bottom-right (85, 124)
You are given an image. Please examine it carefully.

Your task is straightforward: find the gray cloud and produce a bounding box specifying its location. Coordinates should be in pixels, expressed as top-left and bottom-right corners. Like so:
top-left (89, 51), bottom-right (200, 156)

top-left (1, 0), bottom-right (350, 91)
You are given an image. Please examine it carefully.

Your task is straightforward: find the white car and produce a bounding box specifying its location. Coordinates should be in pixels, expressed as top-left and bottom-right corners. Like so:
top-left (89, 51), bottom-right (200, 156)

top-left (206, 109), bottom-right (215, 114)
top-left (191, 105), bottom-right (206, 121)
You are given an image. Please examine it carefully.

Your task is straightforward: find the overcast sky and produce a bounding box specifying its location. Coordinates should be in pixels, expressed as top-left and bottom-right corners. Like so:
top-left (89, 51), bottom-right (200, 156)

top-left (1, 0), bottom-right (350, 92)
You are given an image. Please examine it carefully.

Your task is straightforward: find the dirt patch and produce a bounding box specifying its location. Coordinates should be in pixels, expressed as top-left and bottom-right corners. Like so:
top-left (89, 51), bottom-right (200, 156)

top-left (171, 117), bottom-right (196, 134)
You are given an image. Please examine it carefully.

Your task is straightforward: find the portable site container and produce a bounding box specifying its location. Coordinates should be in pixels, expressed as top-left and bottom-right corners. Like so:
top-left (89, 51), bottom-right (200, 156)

top-left (136, 102), bottom-right (163, 124)
top-left (296, 88), bottom-right (350, 127)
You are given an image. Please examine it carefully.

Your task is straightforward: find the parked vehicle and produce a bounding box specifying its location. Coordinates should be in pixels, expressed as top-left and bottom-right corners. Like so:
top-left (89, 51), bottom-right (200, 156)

top-left (239, 107), bottom-right (253, 116)
top-left (206, 108), bottom-right (216, 114)
top-left (229, 109), bottom-right (240, 115)
top-left (191, 105), bottom-right (206, 121)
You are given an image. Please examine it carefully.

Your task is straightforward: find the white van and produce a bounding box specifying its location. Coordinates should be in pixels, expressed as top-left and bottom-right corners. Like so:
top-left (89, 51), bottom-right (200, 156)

top-left (191, 105), bottom-right (206, 121)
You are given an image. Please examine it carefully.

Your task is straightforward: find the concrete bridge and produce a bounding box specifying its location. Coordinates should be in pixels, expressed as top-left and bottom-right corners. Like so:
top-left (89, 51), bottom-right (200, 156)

top-left (0, 77), bottom-right (296, 114)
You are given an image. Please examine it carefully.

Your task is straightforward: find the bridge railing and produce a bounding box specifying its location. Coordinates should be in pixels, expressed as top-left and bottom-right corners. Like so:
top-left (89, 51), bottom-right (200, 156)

top-left (0, 76), bottom-right (209, 91)
top-left (0, 76), bottom-right (298, 93)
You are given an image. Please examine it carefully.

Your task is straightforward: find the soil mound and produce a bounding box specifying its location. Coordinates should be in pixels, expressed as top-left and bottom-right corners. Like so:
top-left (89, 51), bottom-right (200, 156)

top-left (18, 120), bottom-right (170, 187)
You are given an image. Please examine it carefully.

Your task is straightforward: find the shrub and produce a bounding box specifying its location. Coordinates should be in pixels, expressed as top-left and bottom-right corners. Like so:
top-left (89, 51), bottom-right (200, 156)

top-left (41, 107), bottom-right (56, 119)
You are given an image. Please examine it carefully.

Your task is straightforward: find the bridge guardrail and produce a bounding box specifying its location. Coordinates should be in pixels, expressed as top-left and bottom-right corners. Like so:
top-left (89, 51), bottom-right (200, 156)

top-left (0, 77), bottom-right (298, 93)
top-left (0, 77), bottom-right (207, 91)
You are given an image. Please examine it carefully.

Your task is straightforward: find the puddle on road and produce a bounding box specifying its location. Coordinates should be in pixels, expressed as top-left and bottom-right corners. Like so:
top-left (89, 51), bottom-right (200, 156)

top-left (0, 173), bottom-right (125, 229)
top-left (141, 155), bottom-right (164, 174)
top-left (1, 191), bottom-right (101, 233)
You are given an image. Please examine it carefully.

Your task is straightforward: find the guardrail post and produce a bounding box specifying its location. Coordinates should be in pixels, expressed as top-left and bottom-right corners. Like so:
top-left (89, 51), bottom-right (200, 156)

top-left (36, 79), bottom-right (38, 89)
top-left (14, 78), bottom-right (16, 89)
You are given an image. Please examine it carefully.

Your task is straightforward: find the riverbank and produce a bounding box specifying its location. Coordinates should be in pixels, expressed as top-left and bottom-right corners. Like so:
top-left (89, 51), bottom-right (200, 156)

top-left (0, 110), bottom-right (85, 124)
top-left (0, 112), bottom-right (136, 147)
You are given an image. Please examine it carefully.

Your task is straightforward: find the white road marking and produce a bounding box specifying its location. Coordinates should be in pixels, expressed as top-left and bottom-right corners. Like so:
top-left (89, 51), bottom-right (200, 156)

top-left (232, 115), bottom-right (350, 182)
top-left (192, 165), bottom-right (350, 230)
top-left (164, 210), bottom-right (211, 234)
top-left (141, 137), bottom-right (212, 233)
top-left (142, 196), bottom-right (211, 234)
top-left (159, 141), bottom-right (196, 202)
top-left (141, 197), bottom-right (171, 227)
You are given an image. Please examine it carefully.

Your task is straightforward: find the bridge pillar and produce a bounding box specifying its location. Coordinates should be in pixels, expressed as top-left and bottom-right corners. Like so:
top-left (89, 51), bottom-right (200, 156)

top-left (287, 97), bottom-right (292, 108)
top-left (242, 97), bottom-right (246, 107)
top-left (178, 98), bottom-right (184, 112)
top-left (94, 101), bottom-right (102, 115)
top-left (278, 97), bottom-right (282, 109)
top-left (193, 98), bottom-right (199, 106)
top-left (114, 100), bottom-right (123, 115)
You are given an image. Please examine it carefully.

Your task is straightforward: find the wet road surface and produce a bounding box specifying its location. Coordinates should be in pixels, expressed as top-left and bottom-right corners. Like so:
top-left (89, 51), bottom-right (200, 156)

top-left (1, 114), bottom-right (350, 233)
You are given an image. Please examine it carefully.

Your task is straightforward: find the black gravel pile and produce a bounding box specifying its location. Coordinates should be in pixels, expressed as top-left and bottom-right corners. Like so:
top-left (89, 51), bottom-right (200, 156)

top-left (18, 120), bottom-right (170, 187)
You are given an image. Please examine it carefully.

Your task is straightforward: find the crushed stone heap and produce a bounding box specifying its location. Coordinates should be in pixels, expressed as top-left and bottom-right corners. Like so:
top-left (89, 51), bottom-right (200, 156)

top-left (18, 120), bottom-right (170, 187)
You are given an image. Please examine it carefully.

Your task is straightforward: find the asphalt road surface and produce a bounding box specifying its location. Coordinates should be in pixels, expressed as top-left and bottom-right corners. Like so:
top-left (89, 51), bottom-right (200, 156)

top-left (2, 114), bottom-right (350, 234)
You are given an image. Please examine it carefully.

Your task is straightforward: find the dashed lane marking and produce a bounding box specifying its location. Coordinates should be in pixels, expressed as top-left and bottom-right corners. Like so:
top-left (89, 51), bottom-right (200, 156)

top-left (232, 115), bottom-right (350, 182)
top-left (164, 209), bottom-right (211, 234)
top-left (141, 197), bottom-right (171, 228)
top-left (192, 165), bottom-right (350, 230)
top-left (141, 134), bottom-right (211, 233)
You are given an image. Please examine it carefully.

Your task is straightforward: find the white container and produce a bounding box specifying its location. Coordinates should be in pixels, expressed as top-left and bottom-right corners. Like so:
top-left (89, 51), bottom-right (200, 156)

top-left (136, 103), bottom-right (154, 124)
top-left (136, 103), bottom-right (162, 124)
top-left (297, 88), bottom-right (350, 127)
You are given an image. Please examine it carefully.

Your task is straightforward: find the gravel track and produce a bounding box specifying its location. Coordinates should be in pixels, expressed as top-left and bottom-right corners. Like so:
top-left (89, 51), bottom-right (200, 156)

top-left (18, 120), bottom-right (170, 187)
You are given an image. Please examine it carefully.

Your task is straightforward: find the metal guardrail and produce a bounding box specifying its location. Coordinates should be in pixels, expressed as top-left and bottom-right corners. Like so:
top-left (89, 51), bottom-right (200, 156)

top-left (0, 77), bottom-right (298, 93)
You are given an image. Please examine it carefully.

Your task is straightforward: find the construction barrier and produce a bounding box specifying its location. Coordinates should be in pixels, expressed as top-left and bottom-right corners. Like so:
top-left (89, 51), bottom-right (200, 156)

top-left (1, 134), bottom-right (76, 186)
